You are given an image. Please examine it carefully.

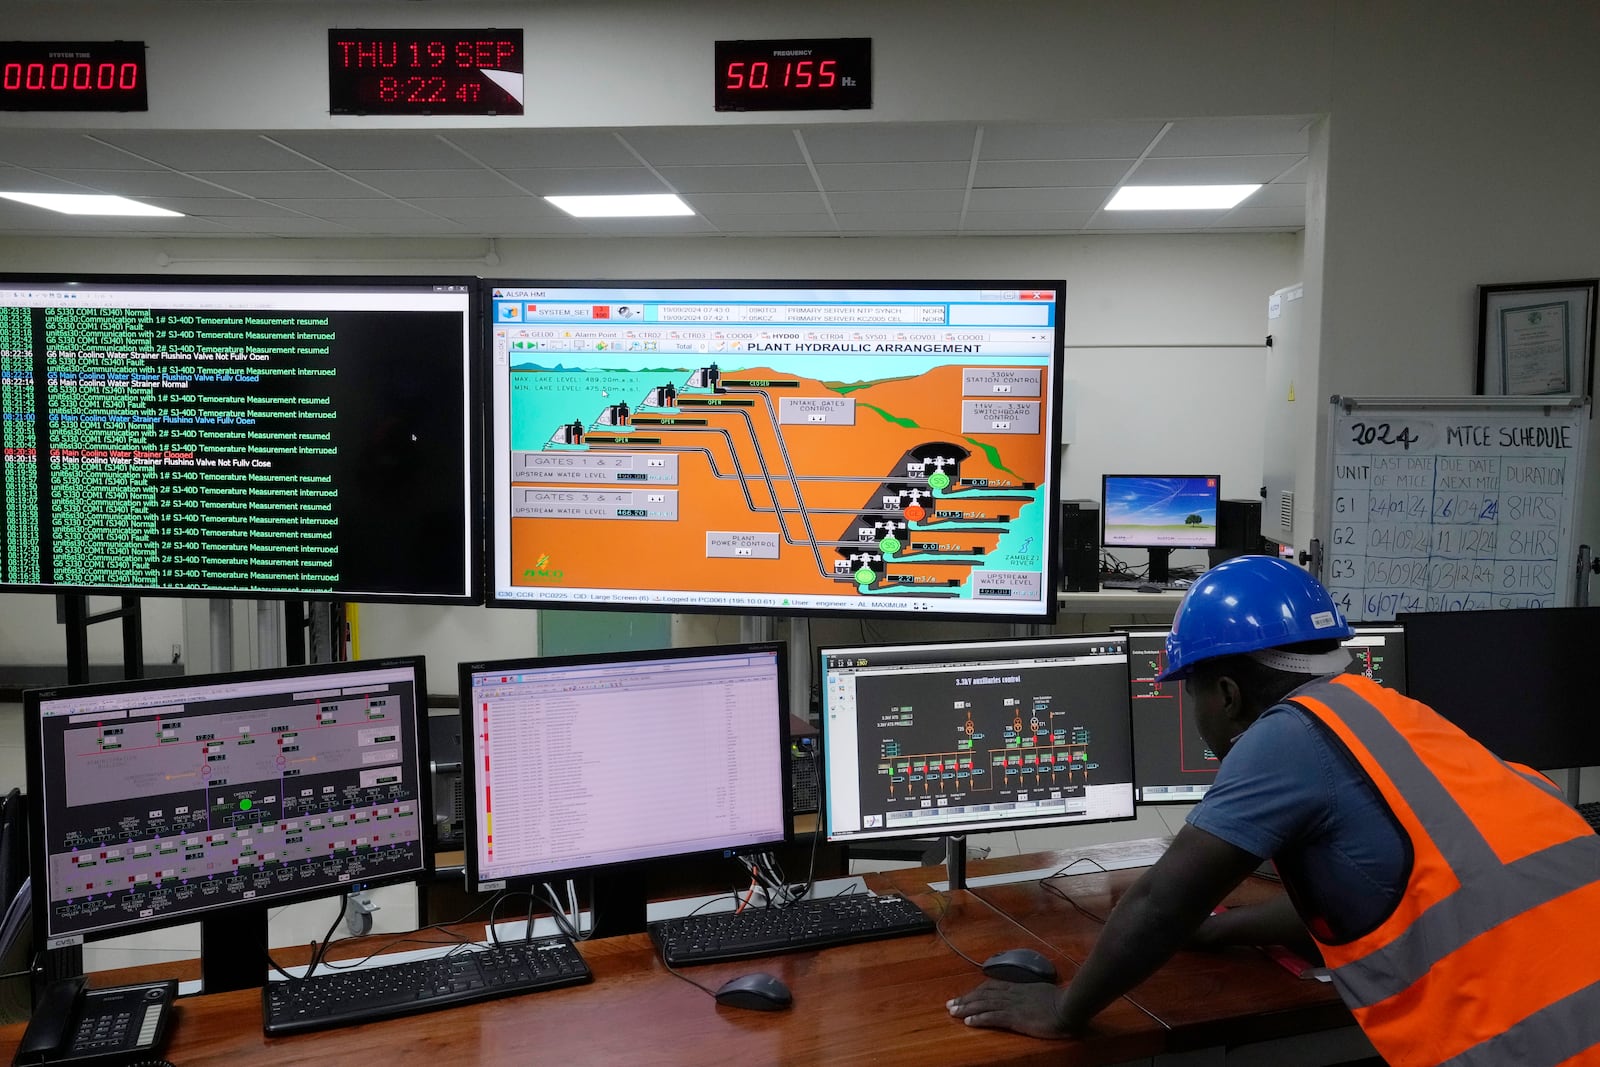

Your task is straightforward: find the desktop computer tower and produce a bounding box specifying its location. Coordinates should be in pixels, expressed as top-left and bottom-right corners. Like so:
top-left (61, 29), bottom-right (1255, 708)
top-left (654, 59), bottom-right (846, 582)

top-left (790, 714), bottom-right (821, 815)
top-left (427, 709), bottom-right (465, 849)
top-left (1059, 499), bottom-right (1100, 592)
top-left (1209, 497), bottom-right (1266, 567)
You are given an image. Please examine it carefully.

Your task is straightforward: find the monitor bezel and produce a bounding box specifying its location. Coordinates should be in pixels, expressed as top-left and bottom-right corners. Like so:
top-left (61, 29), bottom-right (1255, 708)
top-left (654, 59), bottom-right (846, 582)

top-left (23, 655), bottom-right (434, 953)
top-left (817, 631), bottom-right (1136, 843)
top-left (1100, 473), bottom-right (1222, 551)
top-left (0, 272), bottom-right (485, 605)
top-left (479, 277), bottom-right (1066, 622)
top-left (457, 640), bottom-right (794, 891)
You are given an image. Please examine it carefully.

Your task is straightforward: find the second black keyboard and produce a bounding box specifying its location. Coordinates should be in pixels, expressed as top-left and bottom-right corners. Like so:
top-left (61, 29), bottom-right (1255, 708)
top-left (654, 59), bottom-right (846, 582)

top-left (649, 892), bottom-right (935, 966)
top-left (262, 935), bottom-right (592, 1035)
top-left (1577, 801), bottom-right (1600, 833)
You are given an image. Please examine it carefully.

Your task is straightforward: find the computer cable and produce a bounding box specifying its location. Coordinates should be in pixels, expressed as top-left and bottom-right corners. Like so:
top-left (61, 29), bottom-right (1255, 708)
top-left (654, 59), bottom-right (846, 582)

top-left (927, 886), bottom-right (987, 971)
top-left (1039, 856), bottom-right (1113, 925)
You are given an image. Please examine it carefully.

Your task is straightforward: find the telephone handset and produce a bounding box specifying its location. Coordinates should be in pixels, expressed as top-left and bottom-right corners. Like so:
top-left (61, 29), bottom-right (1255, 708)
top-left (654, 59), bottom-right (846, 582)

top-left (12, 977), bottom-right (177, 1067)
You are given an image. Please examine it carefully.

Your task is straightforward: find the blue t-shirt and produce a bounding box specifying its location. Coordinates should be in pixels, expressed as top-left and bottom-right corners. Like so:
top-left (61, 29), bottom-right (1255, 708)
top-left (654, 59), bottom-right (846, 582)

top-left (1186, 696), bottom-right (1409, 941)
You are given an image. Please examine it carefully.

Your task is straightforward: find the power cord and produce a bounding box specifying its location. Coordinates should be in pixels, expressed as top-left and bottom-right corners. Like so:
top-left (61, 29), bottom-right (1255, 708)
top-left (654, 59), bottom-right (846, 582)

top-left (1040, 856), bottom-right (1113, 925)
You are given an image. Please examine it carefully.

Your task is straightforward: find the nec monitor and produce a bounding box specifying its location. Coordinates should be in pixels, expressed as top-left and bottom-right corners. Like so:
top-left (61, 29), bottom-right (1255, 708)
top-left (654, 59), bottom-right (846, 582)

top-left (1400, 606), bottom-right (1600, 770)
top-left (820, 634), bottom-right (1135, 843)
top-left (0, 275), bottom-right (480, 602)
top-left (483, 280), bottom-right (1065, 620)
top-left (1124, 624), bottom-right (1406, 803)
top-left (459, 643), bottom-right (790, 929)
top-left (24, 657), bottom-right (430, 988)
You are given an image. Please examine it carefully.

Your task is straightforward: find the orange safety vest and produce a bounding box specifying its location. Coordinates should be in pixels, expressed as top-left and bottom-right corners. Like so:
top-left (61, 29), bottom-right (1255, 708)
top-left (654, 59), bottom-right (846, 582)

top-left (1285, 674), bottom-right (1600, 1067)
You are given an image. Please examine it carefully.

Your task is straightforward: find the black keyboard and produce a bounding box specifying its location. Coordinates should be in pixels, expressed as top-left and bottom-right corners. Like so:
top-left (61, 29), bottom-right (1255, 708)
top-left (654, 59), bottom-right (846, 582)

top-left (262, 935), bottom-right (591, 1035)
top-left (1099, 578), bottom-right (1189, 591)
top-left (649, 892), bottom-right (935, 967)
top-left (1577, 801), bottom-right (1600, 833)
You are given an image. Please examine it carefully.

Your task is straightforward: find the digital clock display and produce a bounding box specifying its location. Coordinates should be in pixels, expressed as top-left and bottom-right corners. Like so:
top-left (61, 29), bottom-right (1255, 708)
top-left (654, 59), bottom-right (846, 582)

top-left (0, 41), bottom-right (147, 112)
top-left (328, 29), bottom-right (524, 116)
top-left (714, 38), bottom-right (871, 112)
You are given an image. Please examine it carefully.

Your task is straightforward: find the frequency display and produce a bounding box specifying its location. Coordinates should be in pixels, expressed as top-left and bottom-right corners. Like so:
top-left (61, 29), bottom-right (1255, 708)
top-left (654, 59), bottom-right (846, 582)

top-left (0, 276), bottom-right (478, 601)
top-left (25, 658), bottom-right (430, 949)
top-left (485, 281), bottom-right (1064, 619)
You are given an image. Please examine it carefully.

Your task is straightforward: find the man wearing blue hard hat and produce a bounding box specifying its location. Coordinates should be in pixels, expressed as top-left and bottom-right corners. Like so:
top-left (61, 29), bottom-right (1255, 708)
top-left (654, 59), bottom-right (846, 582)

top-left (950, 554), bottom-right (1600, 1067)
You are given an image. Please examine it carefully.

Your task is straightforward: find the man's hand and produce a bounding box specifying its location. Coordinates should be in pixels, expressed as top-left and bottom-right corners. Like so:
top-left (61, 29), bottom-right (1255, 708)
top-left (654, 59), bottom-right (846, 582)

top-left (946, 979), bottom-right (1075, 1039)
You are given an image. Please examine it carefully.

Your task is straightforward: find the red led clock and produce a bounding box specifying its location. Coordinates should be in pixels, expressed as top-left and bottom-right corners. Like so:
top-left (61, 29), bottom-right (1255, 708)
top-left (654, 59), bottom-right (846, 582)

top-left (0, 41), bottom-right (147, 111)
top-left (714, 38), bottom-right (871, 112)
top-left (328, 29), bottom-right (524, 116)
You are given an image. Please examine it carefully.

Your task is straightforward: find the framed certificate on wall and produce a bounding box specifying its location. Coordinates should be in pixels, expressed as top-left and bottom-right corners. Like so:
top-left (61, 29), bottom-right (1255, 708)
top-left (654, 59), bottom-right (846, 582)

top-left (1477, 278), bottom-right (1597, 400)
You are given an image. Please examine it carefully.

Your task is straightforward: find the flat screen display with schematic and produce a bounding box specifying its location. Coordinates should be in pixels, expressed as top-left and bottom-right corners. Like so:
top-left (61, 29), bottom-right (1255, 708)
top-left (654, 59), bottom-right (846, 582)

top-left (1122, 624), bottom-right (1407, 803)
top-left (458, 642), bottom-right (792, 935)
top-left (22, 657), bottom-right (431, 995)
top-left (820, 634), bottom-right (1136, 844)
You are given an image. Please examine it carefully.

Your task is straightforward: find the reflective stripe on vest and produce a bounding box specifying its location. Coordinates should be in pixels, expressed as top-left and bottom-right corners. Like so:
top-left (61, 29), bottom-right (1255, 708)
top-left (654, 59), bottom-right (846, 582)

top-left (1290, 678), bottom-right (1600, 1067)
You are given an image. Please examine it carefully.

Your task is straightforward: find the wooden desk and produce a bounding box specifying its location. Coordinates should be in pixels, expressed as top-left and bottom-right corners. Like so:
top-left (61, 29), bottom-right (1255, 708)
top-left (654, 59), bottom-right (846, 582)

top-left (0, 842), bottom-right (1360, 1067)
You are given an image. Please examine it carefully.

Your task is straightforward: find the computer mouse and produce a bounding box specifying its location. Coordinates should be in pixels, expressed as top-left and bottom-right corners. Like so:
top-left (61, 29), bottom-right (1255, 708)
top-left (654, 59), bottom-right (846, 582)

top-left (981, 947), bottom-right (1059, 984)
top-left (713, 971), bottom-right (794, 1011)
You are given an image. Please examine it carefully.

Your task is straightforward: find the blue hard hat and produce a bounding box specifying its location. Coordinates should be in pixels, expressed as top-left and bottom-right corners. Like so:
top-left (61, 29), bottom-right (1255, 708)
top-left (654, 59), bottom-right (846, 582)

top-left (1157, 555), bottom-right (1353, 682)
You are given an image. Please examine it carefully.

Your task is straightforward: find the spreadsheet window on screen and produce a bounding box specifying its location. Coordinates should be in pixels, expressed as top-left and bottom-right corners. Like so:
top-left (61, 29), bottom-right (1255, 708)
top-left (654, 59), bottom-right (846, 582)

top-left (820, 635), bottom-right (1136, 842)
top-left (464, 646), bottom-right (789, 886)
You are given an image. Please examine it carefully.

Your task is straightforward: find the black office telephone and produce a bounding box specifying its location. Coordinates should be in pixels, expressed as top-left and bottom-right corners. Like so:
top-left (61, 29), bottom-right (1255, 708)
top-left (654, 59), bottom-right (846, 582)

top-left (12, 977), bottom-right (177, 1067)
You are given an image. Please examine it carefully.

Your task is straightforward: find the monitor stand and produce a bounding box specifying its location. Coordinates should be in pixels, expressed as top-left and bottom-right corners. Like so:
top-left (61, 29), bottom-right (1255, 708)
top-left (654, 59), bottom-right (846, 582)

top-left (590, 865), bottom-right (649, 937)
top-left (200, 906), bottom-right (267, 992)
top-left (945, 834), bottom-right (968, 892)
top-left (1147, 548), bottom-right (1172, 584)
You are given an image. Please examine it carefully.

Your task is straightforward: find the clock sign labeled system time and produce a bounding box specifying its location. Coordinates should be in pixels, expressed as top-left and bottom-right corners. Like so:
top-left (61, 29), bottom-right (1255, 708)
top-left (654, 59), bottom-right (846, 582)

top-left (328, 29), bottom-right (524, 115)
top-left (0, 40), bottom-right (147, 111)
top-left (714, 38), bottom-right (871, 112)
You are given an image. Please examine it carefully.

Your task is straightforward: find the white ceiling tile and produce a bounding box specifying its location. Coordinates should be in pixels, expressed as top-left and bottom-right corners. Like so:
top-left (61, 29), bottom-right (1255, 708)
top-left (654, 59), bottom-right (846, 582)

top-left (339, 218), bottom-right (476, 235)
top-left (152, 197), bottom-right (312, 218)
top-left (578, 216), bottom-right (721, 236)
top-left (830, 212), bottom-right (964, 233)
top-left (620, 127), bottom-right (804, 167)
top-left (0, 169), bottom-right (119, 194)
top-left (423, 214), bottom-right (592, 236)
top-left (979, 121), bottom-right (1167, 161)
top-left (260, 199), bottom-right (440, 220)
top-left (1243, 183), bottom-right (1306, 208)
top-left (343, 169), bottom-right (525, 198)
top-left (711, 215), bottom-right (840, 235)
top-left (655, 165), bottom-right (817, 193)
top-left (405, 197), bottom-right (567, 221)
top-left (497, 167), bottom-right (669, 195)
top-left (268, 132), bottom-right (472, 171)
top-left (1087, 210), bottom-right (1229, 230)
top-left (1275, 158), bottom-right (1309, 183)
top-left (93, 132), bottom-right (313, 171)
top-left (967, 187), bottom-right (1111, 212)
top-left (1153, 116), bottom-right (1314, 157)
top-left (208, 217), bottom-right (360, 236)
top-left (800, 125), bottom-right (977, 164)
top-left (1127, 154), bottom-right (1304, 184)
top-left (681, 191), bottom-right (825, 216)
top-left (827, 189), bottom-right (964, 213)
top-left (961, 211), bottom-right (1095, 232)
top-left (1213, 205), bottom-right (1305, 229)
top-left (192, 171), bottom-right (373, 198)
top-left (0, 132), bottom-right (161, 170)
top-left (442, 129), bottom-right (639, 169)
top-left (32, 169), bottom-right (233, 197)
top-left (974, 160), bottom-right (1132, 188)
top-left (813, 161), bottom-right (970, 191)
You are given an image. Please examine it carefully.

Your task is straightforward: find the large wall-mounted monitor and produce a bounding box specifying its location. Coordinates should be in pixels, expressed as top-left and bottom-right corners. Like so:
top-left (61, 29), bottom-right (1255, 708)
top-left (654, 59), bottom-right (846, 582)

top-left (820, 634), bottom-right (1135, 843)
top-left (460, 643), bottom-right (791, 929)
top-left (483, 280), bottom-right (1064, 619)
top-left (1401, 606), bottom-right (1600, 770)
top-left (0, 275), bottom-right (480, 602)
top-left (25, 658), bottom-right (430, 986)
top-left (1124, 624), bottom-right (1408, 803)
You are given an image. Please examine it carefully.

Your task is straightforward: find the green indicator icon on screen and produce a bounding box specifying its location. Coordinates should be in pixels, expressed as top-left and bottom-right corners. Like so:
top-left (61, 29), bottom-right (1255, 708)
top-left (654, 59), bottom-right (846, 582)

top-left (854, 566), bottom-right (875, 587)
top-left (928, 471), bottom-right (950, 490)
top-left (880, 536), bottom-right (900, 555)
top-left (239, 799), bottom-right (252, 811)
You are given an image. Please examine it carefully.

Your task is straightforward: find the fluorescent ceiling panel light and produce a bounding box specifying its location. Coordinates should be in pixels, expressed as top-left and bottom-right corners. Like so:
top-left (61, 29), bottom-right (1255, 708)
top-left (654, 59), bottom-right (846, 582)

top-left (544, 194), bottom-right (693, 218)
top-left (1105, 185), bottom-right (1261, 211)
top-left (0, 192), bottom-right (184, 217)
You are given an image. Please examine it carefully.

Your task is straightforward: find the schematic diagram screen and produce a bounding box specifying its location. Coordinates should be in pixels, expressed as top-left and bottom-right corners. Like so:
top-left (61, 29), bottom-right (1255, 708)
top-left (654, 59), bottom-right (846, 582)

top-left (484, 281), bottom-right (1064, 619)
top-left (0, 275), bottom-right (479, 602)
top-left (461, 643), bottom-right (790, 887)
top-left (25, 658), bottom-right (430, 949)
top-left (820, 635), bottom-right (1134, 841)
top-left (1125, 625), bottom-right (1408, 803)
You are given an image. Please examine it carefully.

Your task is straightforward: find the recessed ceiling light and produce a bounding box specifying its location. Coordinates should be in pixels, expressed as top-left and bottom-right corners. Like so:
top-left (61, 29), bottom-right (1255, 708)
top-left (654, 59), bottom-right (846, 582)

top-left (0, 192), bottom-right (184, 217)
top-left (544, 194), bottom-right (694, 219)
top-left (1105, 185), bottom-right (1261, 211)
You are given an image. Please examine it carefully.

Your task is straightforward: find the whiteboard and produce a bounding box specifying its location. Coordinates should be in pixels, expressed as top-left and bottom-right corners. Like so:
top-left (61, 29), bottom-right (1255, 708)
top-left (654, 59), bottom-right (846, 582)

top-left (1322, 396), bottom-right (1589, 621)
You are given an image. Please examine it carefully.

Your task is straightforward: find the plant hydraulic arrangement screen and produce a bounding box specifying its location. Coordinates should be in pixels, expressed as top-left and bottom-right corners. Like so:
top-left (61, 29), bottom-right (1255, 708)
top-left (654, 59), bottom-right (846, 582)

top-left (485, 282), bottom-right (1063, 618)
top-left (822, 636), bottom-right (1135, 841)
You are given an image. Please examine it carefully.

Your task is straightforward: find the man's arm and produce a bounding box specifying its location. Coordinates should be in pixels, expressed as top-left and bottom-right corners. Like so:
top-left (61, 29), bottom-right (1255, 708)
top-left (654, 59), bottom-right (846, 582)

top-left (947, 824), bottom-right (1263, 1037)
top-left (1191, 893), bottom-right (1320, 962)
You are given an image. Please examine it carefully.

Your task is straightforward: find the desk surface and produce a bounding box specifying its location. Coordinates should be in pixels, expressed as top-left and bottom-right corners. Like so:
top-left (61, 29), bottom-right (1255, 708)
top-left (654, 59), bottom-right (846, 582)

top-left (0, 840), bottom-right (1350, 1067)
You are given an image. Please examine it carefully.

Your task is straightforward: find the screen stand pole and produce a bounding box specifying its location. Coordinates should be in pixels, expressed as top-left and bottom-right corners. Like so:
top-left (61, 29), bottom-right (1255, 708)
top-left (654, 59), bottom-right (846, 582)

top-left (1567, 768), bottom-right (1582, 807)
top-left (945, 834), bottom-right (968, 892)
top-left (200, 907), bottom-right (267, 993)
top-left (590, 866), bottom-right (649, 938)
top-left (1147, 548), bottom-right (1172, 584)
top-left (283, 599), bottom-right (311, 665)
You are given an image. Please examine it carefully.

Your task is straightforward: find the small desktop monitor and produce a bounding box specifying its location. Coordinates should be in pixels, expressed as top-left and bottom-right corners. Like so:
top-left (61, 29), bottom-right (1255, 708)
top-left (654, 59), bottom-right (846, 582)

top-left (1400, 606), bottom-right (1600, 770)
top-left (1101, 474), bottom-right (1219, 583)
top-left (820, 634), bottom-right (1136, 843)
top-left (1124, 624), bottom-right (1407, 803)
top-left (459, 643), bottom-right (791, 932)
top-left (24, 658), bottom-right (430, 989)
